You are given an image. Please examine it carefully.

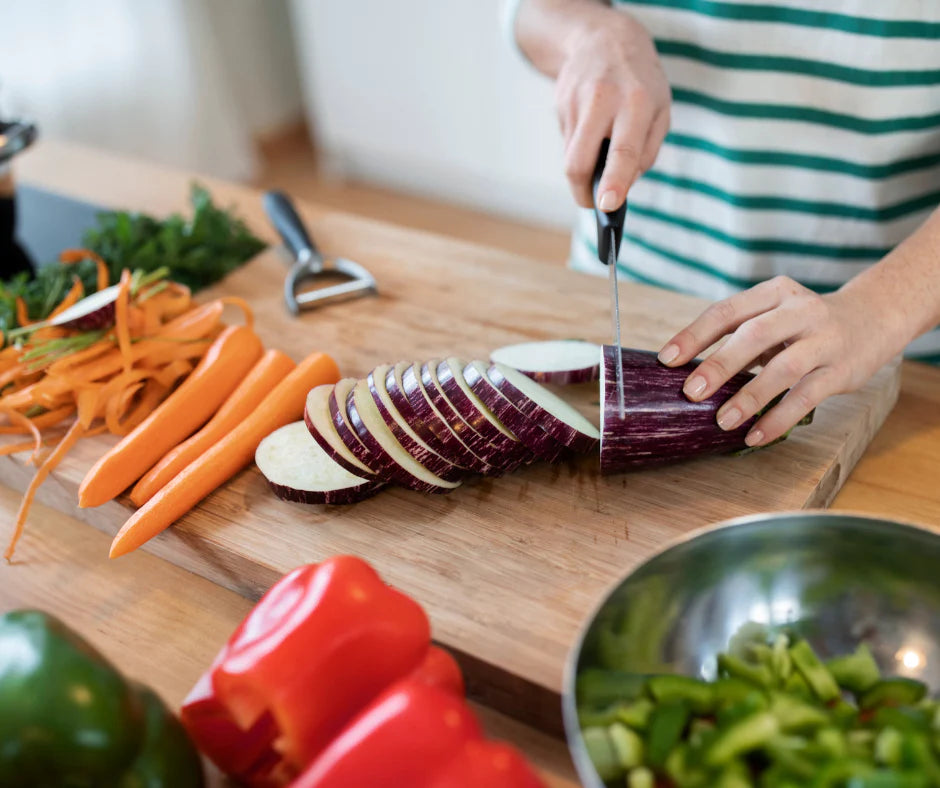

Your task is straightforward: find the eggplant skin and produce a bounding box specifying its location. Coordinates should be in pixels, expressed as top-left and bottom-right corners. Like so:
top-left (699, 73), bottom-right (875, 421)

top-left (265, 479), bottom-right (383, 505)
top-left (600, 346), bottom-right (763, 475)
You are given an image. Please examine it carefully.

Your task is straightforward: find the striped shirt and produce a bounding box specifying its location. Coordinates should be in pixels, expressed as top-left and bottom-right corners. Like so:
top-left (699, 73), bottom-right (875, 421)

top-left (506, 0), bottom-right (940, 362)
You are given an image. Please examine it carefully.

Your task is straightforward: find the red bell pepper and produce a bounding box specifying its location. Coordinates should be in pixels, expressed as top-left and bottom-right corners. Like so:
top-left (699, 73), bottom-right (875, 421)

top-left (180, 556), bottom-right (431, 787)
top-left (289, 679), bottom-right (545, 788)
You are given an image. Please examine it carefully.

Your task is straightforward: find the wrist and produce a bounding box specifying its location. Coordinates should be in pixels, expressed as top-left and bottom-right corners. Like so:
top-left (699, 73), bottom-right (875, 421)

top-left (516, 0), bottom-right (631, 77)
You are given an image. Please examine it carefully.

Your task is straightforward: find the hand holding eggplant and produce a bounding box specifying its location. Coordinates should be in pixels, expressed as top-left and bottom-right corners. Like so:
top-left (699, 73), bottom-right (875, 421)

top-left (657, 275), bottom-right (906, 448)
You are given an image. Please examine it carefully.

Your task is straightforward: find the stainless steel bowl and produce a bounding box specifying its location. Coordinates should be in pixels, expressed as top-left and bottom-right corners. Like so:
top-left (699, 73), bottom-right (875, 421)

top-left (562, 512), bottom-right (940, 787)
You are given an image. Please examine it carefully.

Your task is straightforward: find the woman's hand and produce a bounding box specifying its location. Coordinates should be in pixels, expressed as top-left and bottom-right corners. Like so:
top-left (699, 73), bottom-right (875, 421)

top-left (657, 276), bottom-right (906, 447)
top-left (515, 1), bottom-right (671, 210)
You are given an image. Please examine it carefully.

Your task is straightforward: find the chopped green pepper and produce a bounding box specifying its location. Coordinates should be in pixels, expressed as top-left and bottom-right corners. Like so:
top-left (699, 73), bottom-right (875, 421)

top-left (647, 674), bottom-right (715, 713)
top-left (705, 710), bottom-right (779, 766)
top-left (827, 643), bottom-right (881, 695)
top-left (717, 652), bottom-right (774, 688)
top-left (861, 678), bottom-right (928, 710)
top-left (606, 722), bottom-right (643, 771)
top-left (647, 700), bottom-right (690, 767)
top-left (581, 726), bottom-right (621, 782)
top-left (789, 639), bottom-right (841, 703)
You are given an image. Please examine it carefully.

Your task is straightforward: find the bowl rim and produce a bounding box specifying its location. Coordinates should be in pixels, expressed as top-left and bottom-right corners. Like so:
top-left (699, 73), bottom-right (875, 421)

top-left (561, 509), bottom-right (939, 787)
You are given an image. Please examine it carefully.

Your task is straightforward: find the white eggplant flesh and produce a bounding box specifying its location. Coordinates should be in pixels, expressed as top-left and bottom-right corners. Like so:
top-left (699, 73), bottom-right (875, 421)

top-left (435, 358), bottom-right (534, 466)
top-left (486, 362), bottom-right (600, 453)
top-left (304, 384), bottom-right (377, 478)
top-left (256, 422), bottom-right (383, 505)
top-left (463, 361), bottom-right (568, 463)
top-left (48, 285), bottom-right (121, 331)
top-left (490, 340), bottom-right (601, 384)
top-left (328, 377), bottom-right (382, 472)
top-left (346, 379), bottom-right (461, 494)
top-left (367, 364), bottom-right (464, 481)
top-left (401, 361), bottom-right (507, 475)
top-left (385, 361), bottom-right (494, 475)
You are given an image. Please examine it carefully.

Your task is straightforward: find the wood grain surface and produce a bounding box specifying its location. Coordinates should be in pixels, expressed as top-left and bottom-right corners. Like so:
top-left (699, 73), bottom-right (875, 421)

top-left (0, 486), bottom-right (579, 788)
top-left (6, 142), bottom-right (901, 736)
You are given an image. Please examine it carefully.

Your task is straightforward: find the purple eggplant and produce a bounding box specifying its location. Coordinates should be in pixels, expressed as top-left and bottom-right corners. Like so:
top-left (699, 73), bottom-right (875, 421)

top-left (599, 345), bottom-right (810, 474)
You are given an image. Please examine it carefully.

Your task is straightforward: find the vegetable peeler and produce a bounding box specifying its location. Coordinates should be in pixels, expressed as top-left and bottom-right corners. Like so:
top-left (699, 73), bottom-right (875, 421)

top-left (263, 190), bottom-right (377, 315)
top-left (592, 139), bottom-right (628, 418)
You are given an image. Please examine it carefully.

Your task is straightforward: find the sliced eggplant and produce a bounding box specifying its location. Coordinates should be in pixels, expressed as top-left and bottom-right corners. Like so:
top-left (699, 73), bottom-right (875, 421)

top-left (490, 340), bottom-right (601, 384)
top-left (328, 377), bottom-right (381, 472)
top-left (463, 360), bottom-right (568, 463)
top-left (346, 379), bottom-right (461, 494)
top-left (599, 346), bottom-right (769, 474)
top-left (385, 361), bottom-right (494, 475)
top-left (434, 358), bottom-right (534, 467)
top-left (486, 362), bottom-right (600, 453)
top-left (304, 384), bottom-right (378, 478)
top-left (401, 361), bottom-right (509, 475)
top-left (49, 285), bottom-right (121, 331)
top-left (256, 421), bottom-right (383, 505)
top-left (367, 364), bottom-right (464, 482)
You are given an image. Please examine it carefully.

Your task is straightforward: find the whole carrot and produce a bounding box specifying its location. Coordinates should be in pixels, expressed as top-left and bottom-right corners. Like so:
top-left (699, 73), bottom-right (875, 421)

top-left (109, 351), bottom-right (340, 558)
top-left (79, 324), bottom-right (264, 508)
top-left (129, 349), bottom-right (296, 506)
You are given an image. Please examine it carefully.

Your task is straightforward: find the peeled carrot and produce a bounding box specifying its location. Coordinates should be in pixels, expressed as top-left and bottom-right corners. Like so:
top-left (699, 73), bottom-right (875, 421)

top-left (115, 269), bottom-right (133, 374)
top-left (78, 325), bottom-right (264, 508)
top-left (0, 408), bottom-right (42, 464)
top-left (5, 419), bottom-right (85, 561)
top-left (110, 351), bottom-right (340, 558)
top-left (15, 298), bottom-right (30, 328)
top-left (60, 248), bottom-right (109, 292)
top-left (130, 349), bottom-right (296, 506)
top-left (0, 406), bottom-right (73, 434)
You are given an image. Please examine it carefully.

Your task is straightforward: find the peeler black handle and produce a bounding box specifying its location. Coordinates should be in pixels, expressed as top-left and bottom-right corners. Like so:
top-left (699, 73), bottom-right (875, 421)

top-left (592, 138), bottom-right (628, 265)
top-left (263, 190), bottom-right (323, 267)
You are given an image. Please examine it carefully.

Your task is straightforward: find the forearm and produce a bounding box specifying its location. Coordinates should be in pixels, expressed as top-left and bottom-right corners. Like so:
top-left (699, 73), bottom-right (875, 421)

top-left (514, 0), bottom-right (618, 77)
top-left (840, 208), bottom-right (940, 351)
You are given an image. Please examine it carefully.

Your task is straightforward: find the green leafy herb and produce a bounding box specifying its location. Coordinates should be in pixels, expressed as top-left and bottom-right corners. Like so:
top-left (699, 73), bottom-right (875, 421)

top-left (82, 183), bottom-right (265, 291)
top-left (0, 258), bottom-right (101, 337)
top-left (0, 184), bottom-right (264, 339)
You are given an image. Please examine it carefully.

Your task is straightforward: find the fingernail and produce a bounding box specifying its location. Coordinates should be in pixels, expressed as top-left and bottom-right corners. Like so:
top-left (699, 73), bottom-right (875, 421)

top-left (745, 429), bottom-right (764, 447)
top-left (717, 407), bottom-right (741, 431)
top-left (658, 344), bottom-right (679, 365)
top-left (598, 190), bottom-right (619, 211)
top-left (684, 375), bottom-right (707, 399)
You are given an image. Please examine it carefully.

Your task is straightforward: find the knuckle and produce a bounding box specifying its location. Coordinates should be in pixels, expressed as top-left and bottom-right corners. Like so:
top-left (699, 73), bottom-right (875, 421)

top-left (705, 299), bottom-right (736, 326)
top-left (583, 79), bottom-right (616, 107)
top-left (607, 141), bottom-right (641, 164)
top-left (738, 318), bottom-right (765, 346)
top-left (771, 352), bottom-right (805, 381)
top-left (790, 388), bottom-right (816, 414)
top-left (735, 386), bottom-right (763, 416)
top-left (701, 354), bottom-right (731, 381)
top-left (564, 156), bottom-right (590, 181)
top-left (625, 85), bottom-right (651, 110)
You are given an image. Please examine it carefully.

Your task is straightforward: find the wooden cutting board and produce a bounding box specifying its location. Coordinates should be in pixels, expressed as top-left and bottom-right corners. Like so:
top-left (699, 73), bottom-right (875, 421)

top-left (0, 208), bottom-right (899, 735)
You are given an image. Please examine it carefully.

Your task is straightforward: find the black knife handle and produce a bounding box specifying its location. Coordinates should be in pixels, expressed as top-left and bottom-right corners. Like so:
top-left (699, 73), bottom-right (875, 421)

top-left (263, 190), bottom-right (323, 266)
top-left (592, 138), bottom-right (628, 264)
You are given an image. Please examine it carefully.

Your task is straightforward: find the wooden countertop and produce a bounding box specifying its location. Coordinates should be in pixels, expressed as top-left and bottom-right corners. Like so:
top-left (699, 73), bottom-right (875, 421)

top-left (3, 140), bottom-right (940, 787)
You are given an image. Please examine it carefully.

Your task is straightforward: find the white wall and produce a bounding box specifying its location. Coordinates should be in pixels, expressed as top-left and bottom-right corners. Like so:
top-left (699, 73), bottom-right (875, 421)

top-left (288, 0), bottom-right (572, 229)
top-left (0, 0), bottom-right (302, 180)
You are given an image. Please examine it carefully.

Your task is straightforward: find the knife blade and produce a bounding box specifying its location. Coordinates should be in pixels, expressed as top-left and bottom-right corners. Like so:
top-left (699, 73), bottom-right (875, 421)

top-left (592, 139), bottom-right (627, 418)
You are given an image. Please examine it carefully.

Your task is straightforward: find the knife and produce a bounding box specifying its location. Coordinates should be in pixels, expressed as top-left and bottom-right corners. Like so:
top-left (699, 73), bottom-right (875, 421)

top-left (592, 139), bottom-right (628, 418)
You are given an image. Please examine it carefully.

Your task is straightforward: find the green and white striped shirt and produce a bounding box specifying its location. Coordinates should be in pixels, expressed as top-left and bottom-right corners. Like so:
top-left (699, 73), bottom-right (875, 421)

top-left (508, 0), bottom-right (940, 362)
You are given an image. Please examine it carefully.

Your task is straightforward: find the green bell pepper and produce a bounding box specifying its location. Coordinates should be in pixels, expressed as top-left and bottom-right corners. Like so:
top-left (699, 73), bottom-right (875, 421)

top-left (0, 610), bottom-right (204, 788)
